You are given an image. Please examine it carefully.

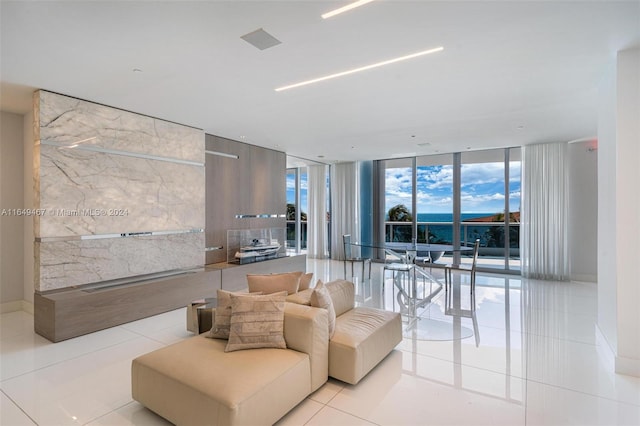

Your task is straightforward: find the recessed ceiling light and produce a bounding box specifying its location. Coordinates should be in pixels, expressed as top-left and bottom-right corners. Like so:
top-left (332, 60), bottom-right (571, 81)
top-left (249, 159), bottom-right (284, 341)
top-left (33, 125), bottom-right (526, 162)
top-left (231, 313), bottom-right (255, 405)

top-left (322, 0), bottom-right (376, 19)
top-left (132, 68), bottom-right (143, 73)
top-left (517, 125), bottom-right (525, 130)
top-left (417, 142), bottom-right (431, 147)
top-left (275, 46), bottom-right (444, 92)
top-left (318, 155), bottom-right (325, 158)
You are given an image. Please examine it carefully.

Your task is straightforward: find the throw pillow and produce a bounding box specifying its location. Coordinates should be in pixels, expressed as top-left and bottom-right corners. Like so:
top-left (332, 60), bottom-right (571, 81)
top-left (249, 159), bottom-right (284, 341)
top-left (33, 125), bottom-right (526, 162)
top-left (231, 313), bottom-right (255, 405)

top-left (310, 280), bottom-right (337, 338)
top-left (285, 288), bottom-right (314, 305)
top-left (225, 291), bottom-right (288, 352)
top-left (246, 271), bottom-right (302, 295)
top-left (207, 289), bottom-right (262, 339)
top-left (325, 279), bottom-right (355, 317)
top-left (298, 272), bottom-right (314, 291)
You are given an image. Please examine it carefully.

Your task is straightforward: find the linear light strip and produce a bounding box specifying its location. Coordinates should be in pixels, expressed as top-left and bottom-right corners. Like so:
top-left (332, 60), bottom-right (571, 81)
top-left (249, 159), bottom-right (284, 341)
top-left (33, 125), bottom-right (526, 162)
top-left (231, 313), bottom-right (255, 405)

top-left (275, 46), bottom-right (444, 92)
top-left (322, 0), bottom-right (376, 19)
top-left (41, 140), bottom-right (204, 167)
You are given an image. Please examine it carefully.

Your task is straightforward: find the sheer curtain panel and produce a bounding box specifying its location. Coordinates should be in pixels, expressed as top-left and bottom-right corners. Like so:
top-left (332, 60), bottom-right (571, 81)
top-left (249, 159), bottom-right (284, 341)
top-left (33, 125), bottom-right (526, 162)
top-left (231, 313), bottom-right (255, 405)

top-left (307, 164), bottom-right (329, 258)
top-left (330, 162), bottom-right (360, 260)
top-left (521, 142), bottom-right (570, 280)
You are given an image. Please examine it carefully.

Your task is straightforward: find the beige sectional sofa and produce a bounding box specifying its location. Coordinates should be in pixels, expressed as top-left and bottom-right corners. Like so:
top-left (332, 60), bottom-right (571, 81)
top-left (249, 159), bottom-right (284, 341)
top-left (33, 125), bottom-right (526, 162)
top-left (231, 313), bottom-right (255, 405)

top-left (132, 302), bottom-right (328, 426)
top-left (325, 280), bottom-right (403, 384)
top-left (131, 276), bottom-right (402, 425)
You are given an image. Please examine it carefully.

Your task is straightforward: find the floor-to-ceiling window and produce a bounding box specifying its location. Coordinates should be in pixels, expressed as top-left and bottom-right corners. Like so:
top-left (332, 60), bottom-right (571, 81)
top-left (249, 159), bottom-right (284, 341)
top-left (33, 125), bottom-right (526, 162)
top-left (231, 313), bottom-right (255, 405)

top-left (416, 154), bottom-right (454, 245)
top-left (460, 148), bottom-right (520, 271)
top-left (286, 168), bottom-right (307, 253)
top-left (380, 148), bottom-right (521, 273)
top-left (383, 158), bottom-right (414, 243)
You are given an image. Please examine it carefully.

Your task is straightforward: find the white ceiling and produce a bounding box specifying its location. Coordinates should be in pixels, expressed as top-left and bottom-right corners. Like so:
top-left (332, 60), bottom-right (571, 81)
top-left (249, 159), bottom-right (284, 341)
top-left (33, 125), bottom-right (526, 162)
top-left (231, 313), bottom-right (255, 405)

top-left (1, 1), bottom-right (638, 163)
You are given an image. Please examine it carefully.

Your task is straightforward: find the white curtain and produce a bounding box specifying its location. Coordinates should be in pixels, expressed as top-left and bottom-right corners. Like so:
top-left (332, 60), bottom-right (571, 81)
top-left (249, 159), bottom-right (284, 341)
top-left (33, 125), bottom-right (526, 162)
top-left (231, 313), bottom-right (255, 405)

top-left (307, 164), bottom-right (329, 258)
top-left (521, 142), bottom-right (570, 280)
top-left (330, 162), bottom-right (360, 260)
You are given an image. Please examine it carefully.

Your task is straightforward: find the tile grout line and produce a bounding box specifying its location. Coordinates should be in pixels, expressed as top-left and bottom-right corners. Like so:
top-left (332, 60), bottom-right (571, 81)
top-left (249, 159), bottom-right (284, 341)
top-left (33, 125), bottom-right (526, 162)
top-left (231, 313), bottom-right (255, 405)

top-left (1, 388), bottom-right (39, 425)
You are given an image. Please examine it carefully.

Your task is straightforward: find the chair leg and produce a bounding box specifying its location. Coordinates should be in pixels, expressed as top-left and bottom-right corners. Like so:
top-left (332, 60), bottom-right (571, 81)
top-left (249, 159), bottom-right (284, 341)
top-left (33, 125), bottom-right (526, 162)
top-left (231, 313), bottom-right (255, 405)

top-left (344, 261), bottom-right (347, 279)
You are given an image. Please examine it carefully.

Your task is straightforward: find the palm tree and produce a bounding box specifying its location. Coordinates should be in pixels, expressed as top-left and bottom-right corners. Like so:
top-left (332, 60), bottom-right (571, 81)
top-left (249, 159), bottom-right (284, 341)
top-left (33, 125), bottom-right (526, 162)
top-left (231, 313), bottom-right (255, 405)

top-left (286, 203), bottom-right (307, 221)
top-left (387, 204), bottom-right (412, 222)
top-left (387, 204), bottom-right (412, 242)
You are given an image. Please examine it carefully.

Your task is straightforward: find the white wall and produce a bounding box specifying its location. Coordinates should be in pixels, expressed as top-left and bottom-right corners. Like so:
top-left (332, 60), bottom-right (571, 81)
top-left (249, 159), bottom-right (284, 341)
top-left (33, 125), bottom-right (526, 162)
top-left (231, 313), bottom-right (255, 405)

top-left (568, 141), bottom-right (598, 282)
top-left (23, 110), bottom-right (34, 304)
top-left (597, 48), bottom-right (640, 376)
top-left (0, 111), bottom-right (26, 309)
top-left (614, 48), bottom-right (640, 375)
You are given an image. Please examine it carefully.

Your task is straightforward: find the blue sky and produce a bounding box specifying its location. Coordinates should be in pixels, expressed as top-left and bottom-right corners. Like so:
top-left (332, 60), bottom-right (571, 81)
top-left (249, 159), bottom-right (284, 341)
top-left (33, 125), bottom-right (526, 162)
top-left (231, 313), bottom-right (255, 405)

top-left (286, 172), bottom-right (308, 212)
top-left (385, 162), bottom-right (521, 215)
top-left (287, 162), bottom-right (521, 216)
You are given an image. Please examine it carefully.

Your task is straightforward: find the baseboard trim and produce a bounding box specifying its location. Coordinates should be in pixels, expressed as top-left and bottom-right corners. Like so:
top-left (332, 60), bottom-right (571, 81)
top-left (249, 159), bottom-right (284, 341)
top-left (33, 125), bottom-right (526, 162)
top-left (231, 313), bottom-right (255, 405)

top-left (1, 300), bottom-right (34, 314)
top-left (615, 355), bottom-right (640, 377)
top-left (570, 273), bottom-right (597, 283)
top-left (595, 323), bottom-right (640, 377)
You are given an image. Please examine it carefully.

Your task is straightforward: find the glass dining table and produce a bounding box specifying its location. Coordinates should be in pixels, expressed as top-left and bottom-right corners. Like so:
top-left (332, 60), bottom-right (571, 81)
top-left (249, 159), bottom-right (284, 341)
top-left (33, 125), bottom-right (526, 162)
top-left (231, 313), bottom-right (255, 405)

top-left (349, 241), bottom-right (475, 341)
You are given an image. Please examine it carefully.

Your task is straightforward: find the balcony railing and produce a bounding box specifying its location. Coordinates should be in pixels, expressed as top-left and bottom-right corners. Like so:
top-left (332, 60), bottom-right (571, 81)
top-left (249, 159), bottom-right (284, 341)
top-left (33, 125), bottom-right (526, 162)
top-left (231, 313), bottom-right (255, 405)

top-left (286, 221), bottom-right (307, 250)
top-left (386, 221), bottom-right (520, 265)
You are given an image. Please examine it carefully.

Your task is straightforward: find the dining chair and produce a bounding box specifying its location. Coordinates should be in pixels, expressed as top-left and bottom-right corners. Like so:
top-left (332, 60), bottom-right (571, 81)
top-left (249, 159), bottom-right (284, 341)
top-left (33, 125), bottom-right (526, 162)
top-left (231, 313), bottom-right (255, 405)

top-left (383, 248), bottom-right (417, 315)
top-left (444, 239), bottom-right (481, 297)
top-left (342, 234), bottom-right (372, 280)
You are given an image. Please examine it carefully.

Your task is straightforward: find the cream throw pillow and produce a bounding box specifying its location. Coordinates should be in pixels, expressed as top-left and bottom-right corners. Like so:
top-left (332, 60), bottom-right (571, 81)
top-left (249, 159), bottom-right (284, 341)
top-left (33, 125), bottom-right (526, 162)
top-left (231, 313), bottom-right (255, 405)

top-left (225, 291), bottom-right (288, 352)
top-left (247, 271), bottom-right (302, 295)
top-left (207, 289), bottom-right (262, 339)
top-left (310, 280), bottom-right (336, 338)
top-left (298, 272), bottom-right (314, 291)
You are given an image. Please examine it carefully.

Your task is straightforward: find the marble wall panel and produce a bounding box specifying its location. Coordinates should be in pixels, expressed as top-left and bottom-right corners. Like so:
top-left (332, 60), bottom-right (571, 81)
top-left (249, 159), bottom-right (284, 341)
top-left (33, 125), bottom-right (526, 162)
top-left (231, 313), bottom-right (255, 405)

top-left (38, 144), bottom-right (204, 237)
top-left (34, 91), bottom-right (206, 291)
top-left (36, 232), bottom-right (205, 291)
top-left (37, 91), bottom-right (203, 163)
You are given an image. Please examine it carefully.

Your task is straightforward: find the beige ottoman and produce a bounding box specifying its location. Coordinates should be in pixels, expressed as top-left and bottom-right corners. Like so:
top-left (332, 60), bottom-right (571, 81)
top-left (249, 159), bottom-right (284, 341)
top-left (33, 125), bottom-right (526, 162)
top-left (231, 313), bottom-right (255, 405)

top-left (325, 280), bottom-right (403, 385)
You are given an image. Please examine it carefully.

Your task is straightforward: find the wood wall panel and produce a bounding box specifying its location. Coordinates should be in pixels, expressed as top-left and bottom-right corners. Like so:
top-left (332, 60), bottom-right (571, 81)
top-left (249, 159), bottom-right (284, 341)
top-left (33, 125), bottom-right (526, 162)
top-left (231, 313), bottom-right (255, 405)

top-left (205, 135), bottom-right (286, 264)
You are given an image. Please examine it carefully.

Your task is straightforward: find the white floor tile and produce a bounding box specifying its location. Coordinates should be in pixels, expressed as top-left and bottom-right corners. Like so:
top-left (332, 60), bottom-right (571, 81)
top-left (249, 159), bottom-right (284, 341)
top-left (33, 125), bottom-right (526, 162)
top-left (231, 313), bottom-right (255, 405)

top-left (275, 398), bottom-right (325, 426)
top-left (526, 381), bottom-right (640, 426)
top-left (328, 350), bottom-right (525, 425)
top-left (0, 325), bottom-right (141, 381)
top-left (526, 334), bottom-right (640, 406)
top-left (308, 378), bottom-right (346, 404)
top-left (1, 391), bottom-right (36, 425)
top-left (0, 337), bottom-right (163, 426)
top-left (119, 308), bottom-right (187, 337)
top-left (524, 307), bottom-right (598, 345)
top-left (141, 323), bottom-right (195, 345)
top-left (398, 325), bottom-right (526, 379)
top-left (1, 262), bottom-right (639, 426)
top-left (86, 401), bottom-right (172, 426)
top-left (305, 406), bottom-right (378, 426)
top-left (0, 310), bottom-right (34, 341)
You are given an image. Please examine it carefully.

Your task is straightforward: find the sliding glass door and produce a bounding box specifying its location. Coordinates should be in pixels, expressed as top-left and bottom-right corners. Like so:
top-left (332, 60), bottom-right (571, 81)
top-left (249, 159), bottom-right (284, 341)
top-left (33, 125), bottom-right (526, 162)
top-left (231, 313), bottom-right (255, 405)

top-left (286, 168), bottom-right (307, 253)
top-left (383, 158), bottom-right (414, 243)
top-left (379, 148), bottom-right (521, 272)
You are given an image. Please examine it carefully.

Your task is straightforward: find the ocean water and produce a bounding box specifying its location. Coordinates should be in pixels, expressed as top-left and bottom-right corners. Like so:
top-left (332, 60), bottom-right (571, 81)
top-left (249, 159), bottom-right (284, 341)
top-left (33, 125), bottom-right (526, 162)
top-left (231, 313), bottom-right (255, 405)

top-left (388, 213), bottom-right (519, 247)
top-left (416, 213), bottom-right (493, 222)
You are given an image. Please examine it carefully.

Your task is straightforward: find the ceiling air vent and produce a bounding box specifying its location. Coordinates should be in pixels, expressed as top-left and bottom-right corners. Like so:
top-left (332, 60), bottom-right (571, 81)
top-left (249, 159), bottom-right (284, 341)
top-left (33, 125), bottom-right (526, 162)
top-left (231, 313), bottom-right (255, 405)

top-left (241, 28), bottom-right (282, 50)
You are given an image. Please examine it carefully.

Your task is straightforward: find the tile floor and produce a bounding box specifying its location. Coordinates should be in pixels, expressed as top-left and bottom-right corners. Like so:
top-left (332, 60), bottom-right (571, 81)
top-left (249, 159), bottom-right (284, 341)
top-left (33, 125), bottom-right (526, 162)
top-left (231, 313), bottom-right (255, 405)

top-left (1, 259), bottom-right (639, 425)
